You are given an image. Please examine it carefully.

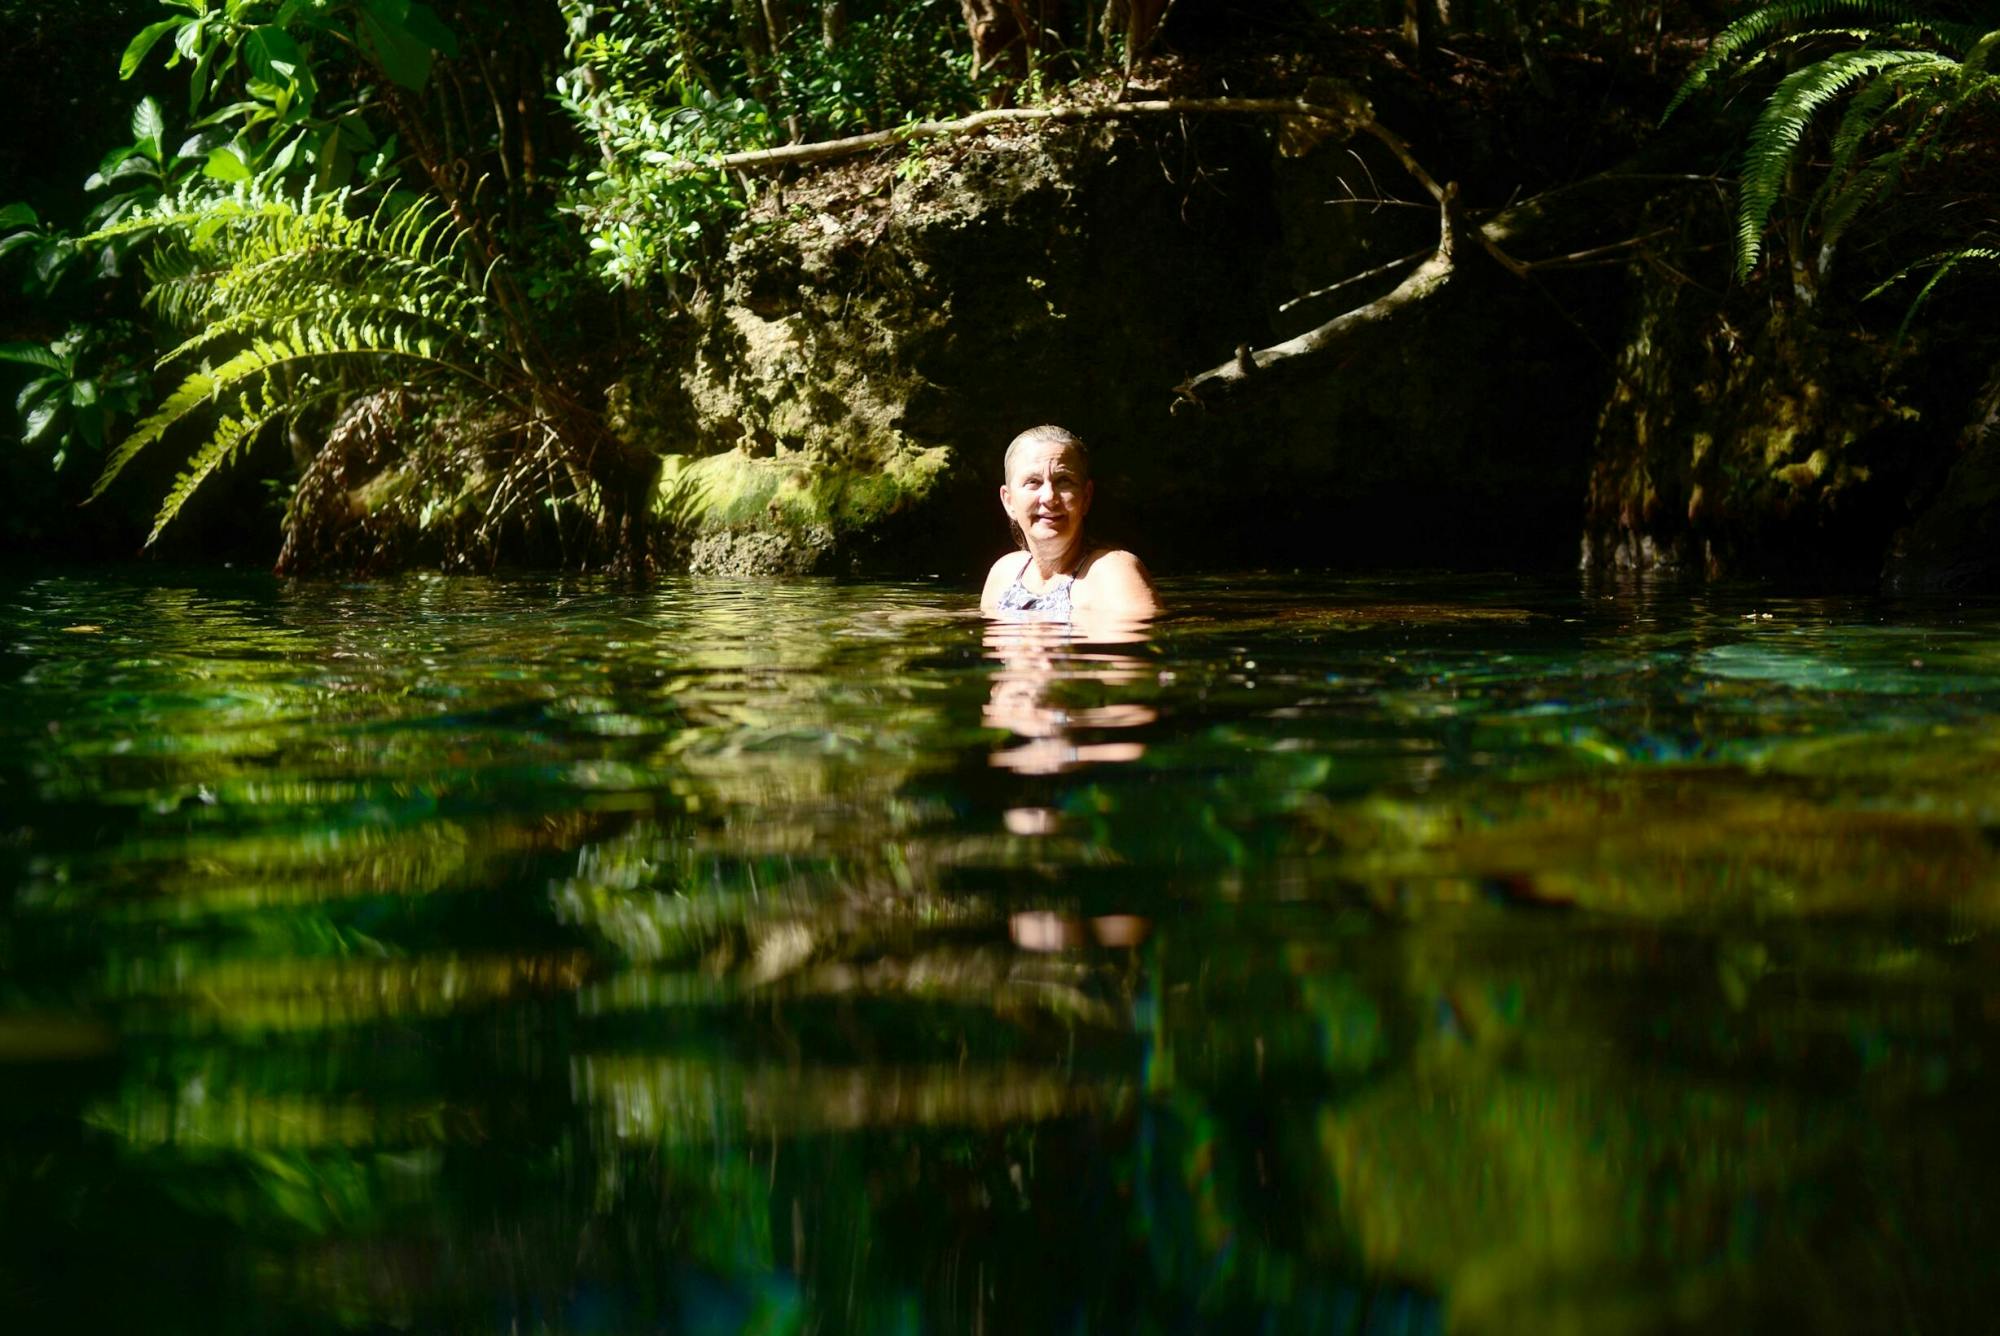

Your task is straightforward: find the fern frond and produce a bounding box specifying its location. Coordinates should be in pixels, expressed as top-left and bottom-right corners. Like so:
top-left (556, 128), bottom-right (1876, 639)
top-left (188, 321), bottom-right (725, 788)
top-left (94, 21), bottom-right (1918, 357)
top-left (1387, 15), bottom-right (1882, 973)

top-left (90, 332), bottom-right (480, 504)
top-left (1736, 48), bottom-right (1954, 276)
top-left (146, 378), bottom-right (284, 544)
top-left (1665, 0), bottom-right (1924, 121)
top-left (1819, 157), bottom-right (1903, 257)
top-left (1822, 75), bottom-right (1905, 178)
top-left (1868, 246), bottom-right (2000, 341)
top-left (159, 283), bottom-right (486, 367)
top-left (89, 361), bottom-right (230, 502)
top-left (1961, 27), bottom-right (2000, 77)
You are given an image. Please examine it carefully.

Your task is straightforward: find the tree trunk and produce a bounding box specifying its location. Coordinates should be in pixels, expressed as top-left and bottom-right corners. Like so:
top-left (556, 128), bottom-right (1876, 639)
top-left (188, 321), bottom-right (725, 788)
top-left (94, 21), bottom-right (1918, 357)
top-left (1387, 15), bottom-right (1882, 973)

top-left (1402, 0), bottom-right (1434, 68)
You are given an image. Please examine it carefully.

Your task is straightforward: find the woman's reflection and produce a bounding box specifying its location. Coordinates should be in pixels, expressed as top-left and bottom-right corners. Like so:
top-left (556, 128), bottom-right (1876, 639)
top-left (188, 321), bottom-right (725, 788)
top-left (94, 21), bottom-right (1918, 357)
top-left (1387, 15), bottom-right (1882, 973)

top-left (981, 619), bottom-right (1156, 775)
top-left (981, 618), bottom-right (1156, 952)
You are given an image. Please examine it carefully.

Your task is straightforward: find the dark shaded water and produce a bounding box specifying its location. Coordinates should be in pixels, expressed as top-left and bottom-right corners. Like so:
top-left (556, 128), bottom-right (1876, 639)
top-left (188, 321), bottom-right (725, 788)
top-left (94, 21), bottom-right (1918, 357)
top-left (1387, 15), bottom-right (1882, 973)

top-left (5, 570), bottom-right (2000, 1333)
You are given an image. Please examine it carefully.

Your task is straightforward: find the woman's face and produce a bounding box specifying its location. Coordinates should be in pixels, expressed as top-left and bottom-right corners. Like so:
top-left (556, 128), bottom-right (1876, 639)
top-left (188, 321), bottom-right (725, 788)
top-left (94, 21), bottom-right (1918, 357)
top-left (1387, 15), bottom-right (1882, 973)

top-left (1001, 442), bottom-right (1093, 550)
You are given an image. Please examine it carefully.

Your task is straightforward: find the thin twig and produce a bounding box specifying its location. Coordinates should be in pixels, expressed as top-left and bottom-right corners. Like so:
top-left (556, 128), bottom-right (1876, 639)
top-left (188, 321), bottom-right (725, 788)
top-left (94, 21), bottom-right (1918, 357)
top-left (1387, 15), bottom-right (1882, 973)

top-left (1519, 227), bottom-right (1675, 271)
top-left (1277, 247), bottom-right (1430, 313)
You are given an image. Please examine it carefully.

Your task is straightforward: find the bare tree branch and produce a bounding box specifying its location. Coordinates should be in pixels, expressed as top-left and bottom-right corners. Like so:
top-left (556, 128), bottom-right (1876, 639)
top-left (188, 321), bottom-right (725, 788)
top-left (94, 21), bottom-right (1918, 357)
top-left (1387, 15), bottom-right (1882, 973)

top-left (652, 95), bottom-right (1382, 175)
top-left (1175, 184), bottom-right (1460, 408)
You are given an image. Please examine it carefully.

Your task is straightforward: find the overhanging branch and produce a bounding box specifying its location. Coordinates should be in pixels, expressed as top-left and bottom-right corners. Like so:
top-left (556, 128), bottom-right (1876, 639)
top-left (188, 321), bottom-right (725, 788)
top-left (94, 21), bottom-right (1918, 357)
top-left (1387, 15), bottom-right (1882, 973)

top-left (1175, 183), bottom-right (1460, 407)
top-left (654, 95), bottom-right (1381, 175)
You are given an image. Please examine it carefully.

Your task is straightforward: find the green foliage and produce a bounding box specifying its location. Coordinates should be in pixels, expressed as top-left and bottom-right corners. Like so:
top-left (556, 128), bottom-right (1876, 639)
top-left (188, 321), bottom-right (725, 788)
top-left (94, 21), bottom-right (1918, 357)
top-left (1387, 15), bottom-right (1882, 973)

top-left (555, 0), bottom-right (981, 288)
top-left (115, 0), bottom-right (455, 194)
top-left (1, 0), bottom-right (460, 533)
top-left (0, 96), bottom-right (203, 299)
top-left (0, 322), bottom-right (150, 470)
top-left (83, 183), bottom-right (498, 543)
top-left (1868, 244), bottom-right (2000, 338)
top-left (1662, 0), bottom-right (1935, 120)
top-left (1735, 46), bottom-right (1955, 276)
top-left (1671, 2), bottom-right (2000, 286)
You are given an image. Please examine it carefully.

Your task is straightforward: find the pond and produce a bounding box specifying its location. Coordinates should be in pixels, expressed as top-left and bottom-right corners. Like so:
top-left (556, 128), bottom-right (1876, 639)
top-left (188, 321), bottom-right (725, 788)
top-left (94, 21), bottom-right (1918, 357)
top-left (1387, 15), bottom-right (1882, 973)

top-left (4, 569), bottom-right (2000, 1333)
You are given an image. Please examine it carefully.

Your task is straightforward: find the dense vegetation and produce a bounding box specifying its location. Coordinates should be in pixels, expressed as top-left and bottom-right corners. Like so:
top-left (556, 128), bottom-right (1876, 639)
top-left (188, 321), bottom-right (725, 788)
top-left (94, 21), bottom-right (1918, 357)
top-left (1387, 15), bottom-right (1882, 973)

top-left (2, 0), bottom-right (1997, 574)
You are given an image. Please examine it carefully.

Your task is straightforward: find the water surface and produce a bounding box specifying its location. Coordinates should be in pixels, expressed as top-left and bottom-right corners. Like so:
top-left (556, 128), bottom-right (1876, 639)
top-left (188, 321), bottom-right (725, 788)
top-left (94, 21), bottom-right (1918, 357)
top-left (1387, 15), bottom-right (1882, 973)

top-left (4, 570), bottom-right (1999, 1333)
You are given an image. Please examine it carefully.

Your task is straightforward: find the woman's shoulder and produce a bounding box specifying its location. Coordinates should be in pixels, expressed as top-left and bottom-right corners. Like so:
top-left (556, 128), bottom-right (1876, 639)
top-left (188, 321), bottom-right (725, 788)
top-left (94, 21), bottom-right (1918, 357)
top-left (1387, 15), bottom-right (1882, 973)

top-left (1080, 547), bottom-right (1149, 578)
top-left (1075, 547), bottom-right (1158, 614)
top-left (980, 550), bottom-right (1028, 609)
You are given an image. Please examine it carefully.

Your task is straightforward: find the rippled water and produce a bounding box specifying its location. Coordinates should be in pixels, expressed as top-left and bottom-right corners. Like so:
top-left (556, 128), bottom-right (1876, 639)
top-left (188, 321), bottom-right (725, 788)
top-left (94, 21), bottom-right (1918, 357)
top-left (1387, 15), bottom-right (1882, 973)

top-left (5, 570), bottom-right (2000, 1332)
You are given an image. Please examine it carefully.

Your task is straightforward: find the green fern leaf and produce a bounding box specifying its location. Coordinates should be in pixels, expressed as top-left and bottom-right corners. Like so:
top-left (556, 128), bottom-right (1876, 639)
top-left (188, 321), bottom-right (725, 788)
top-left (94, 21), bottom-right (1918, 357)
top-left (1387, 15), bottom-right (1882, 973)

top-left (1664, 0), bottom-right (1923, 122)
top-left (88, 364), bottom-right (222, 502)
top-left (1868, 246), bottom-right (2000, 341)
top-left (1736, 48), bottom-right (1953, 276)
top-left (146, 382), bottom-right (284, 544)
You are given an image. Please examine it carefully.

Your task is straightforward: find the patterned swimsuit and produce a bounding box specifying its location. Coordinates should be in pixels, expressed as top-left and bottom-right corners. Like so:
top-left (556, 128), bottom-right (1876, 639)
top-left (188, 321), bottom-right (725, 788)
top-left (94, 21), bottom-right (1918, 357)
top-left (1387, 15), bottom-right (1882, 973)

top-left (994, 553), bottom-right (1074, 620)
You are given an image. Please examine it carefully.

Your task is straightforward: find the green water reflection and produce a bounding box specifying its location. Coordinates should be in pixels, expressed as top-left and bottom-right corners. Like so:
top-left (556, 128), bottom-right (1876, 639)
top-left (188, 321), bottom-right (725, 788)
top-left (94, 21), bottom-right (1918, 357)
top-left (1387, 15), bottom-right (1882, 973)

top-left (4, 571), bottom-right (2000, 1332)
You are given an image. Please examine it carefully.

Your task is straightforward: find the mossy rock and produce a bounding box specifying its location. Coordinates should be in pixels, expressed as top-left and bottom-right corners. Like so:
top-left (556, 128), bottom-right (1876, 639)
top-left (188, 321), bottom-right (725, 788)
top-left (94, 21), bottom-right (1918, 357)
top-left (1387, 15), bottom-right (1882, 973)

top-left (656, 445), bottom-right (952, 574)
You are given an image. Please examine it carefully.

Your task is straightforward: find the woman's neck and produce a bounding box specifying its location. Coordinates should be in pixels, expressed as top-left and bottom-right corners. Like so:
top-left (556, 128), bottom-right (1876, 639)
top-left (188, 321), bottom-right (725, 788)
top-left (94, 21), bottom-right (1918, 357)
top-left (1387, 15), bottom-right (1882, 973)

top-left (1025, 538), bottom-right (1084, 584)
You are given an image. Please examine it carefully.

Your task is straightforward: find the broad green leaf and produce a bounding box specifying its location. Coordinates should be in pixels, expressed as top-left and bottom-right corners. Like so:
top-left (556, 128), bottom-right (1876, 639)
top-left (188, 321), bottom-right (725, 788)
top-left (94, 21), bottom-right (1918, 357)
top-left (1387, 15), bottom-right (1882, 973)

top-left (403, 2), bottom-right (458, 59)
top-left (32, 242), bottom-right (71, 284)
top-left (0, 342), bottom-right (63, 371)
top-left (177, 129), bottom-right (230, 160)
top-left (120, 19), bottom-right (185, 79)
top-left (131, 96), bottom-right (167, 145)
top-left (193, 100), bottom-right (266, 129)
top-left (173, 15), bottom-right (207, 62)
top-left (69, 380), bottom-right (99, 408)
top-left (314, 124), bottom-right (353, 191)
top-left (358, 1), bottom-right (434, 91)
top-left (17, 376), bottom-right (62, 413)
top-left (205, 145), bottom-right (252, 182)
top-left (106, 156), bottom-right (162, 185)
top-left (24, 400), bottom-right (60, 443)
top-left (245, 26), bottom-right (304, 85)
top-left (266, 132), bottom-right (302, 176)
top-left (0, 202), bottom-right (37, 229)
top-left (71, 401), bottom-right (106, 449)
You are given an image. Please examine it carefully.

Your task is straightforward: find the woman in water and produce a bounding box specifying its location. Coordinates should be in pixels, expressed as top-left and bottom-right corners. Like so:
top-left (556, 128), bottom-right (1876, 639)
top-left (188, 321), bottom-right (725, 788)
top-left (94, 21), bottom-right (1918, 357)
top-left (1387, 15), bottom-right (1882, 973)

top-left (979, 424), bottom-right (1158, 622)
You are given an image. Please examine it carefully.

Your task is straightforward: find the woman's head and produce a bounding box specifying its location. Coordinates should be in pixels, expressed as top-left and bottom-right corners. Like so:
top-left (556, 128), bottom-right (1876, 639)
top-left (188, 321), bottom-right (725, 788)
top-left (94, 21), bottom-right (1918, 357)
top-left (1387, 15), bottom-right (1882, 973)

top-left (1001, 425), bottom-right (1093, 553)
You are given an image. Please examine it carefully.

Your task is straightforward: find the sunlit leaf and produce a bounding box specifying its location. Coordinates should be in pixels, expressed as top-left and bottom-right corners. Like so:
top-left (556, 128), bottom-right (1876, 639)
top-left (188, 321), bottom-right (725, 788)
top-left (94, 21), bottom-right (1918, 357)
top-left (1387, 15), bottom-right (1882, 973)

top-left (16, 375), bottom-right (61, 413)
top-left (132, 96), bottom-right (167, 146)
top-left (120, 18), bottom-right (185, 79)
top-left (0, 342), bottom-right (63, 371)
top-left (205, 145), bottom-right (252, 182)
top-left (24, 399), bottom-right (60, 443)
top-left (245, 26), bottom-right (305, 85)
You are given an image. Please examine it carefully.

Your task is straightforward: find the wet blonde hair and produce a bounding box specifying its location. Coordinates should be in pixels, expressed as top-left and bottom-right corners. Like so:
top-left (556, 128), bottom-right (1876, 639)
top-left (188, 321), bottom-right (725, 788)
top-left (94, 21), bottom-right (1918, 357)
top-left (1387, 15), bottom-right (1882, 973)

top-left (1003, 424), bottom-right (1090, 483)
